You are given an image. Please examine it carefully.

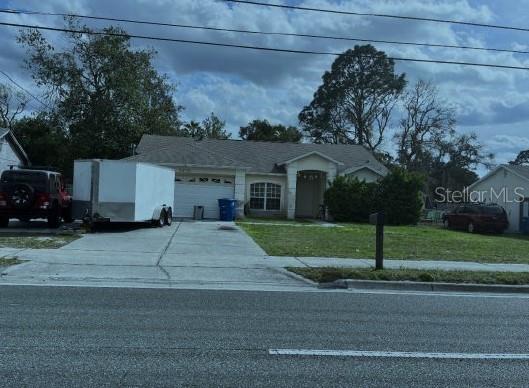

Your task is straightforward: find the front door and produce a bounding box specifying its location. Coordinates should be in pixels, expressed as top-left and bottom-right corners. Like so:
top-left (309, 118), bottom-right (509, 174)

top-left (295, 171), bottom-right (324, 218)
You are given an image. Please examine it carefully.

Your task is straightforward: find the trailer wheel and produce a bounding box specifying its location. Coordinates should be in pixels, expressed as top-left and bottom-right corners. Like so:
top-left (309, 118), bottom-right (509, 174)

top-left (156, 210), bottom-right (166, 227)
top-left (165, 208), bottom-right (173, 226)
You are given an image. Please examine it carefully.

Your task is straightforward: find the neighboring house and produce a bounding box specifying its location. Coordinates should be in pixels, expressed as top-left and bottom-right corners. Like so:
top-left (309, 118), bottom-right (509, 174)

top-left (0, 128), bottom-right (30, 172)
top-left (468, 164), bottom-right (529, 233)
top-left (125, 135), bottom-right (388, 219)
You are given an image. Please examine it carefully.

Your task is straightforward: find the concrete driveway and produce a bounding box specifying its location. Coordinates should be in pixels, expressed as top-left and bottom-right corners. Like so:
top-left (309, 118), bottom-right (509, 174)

top-left (0, 221), bottom-right (310, 291)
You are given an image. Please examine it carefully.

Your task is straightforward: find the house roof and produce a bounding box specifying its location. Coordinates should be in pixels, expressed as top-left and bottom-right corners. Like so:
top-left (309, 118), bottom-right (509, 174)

top-left (469, 164), bottom-right (529, 190)
top-left (503, 164), bottom-right (529, 182)
top-left (0, 128), bottom-right (30, 166)
top-left (278, 151), bottom-right (345, 166)
top-left (126, 134), bottom-right (388, 175)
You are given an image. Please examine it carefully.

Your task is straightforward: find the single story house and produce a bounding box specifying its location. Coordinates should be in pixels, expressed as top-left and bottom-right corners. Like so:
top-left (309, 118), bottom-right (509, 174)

top-left (468, 164), bottom-right (529, 233)
top-left (125, 135), bottom-right (388, 219)
top-left (0, 128), bottom-right (30, 172)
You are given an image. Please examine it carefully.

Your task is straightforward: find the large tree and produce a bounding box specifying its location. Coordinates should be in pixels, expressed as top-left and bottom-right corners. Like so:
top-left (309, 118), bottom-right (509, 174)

top-left (395, 80), bottom-right (456, 171)
top-left (12, 114), bottom-right (71, 174)
top-left (393, 80), bottom-right (492, 199)
top-left (299, 45), bottom-right (406, 150)
top-left (427, 132), bottom-right (493, 201)
top-left (180, 113), bottom-right (231, 140)
top-left (0, 83), bottom-right (28, 129)
top-left (18, 18), bottom-right (183, 161)
top-left (239, 119), bottom-right (303, 142)
top-left (510, 150), bottom-right (529, 165)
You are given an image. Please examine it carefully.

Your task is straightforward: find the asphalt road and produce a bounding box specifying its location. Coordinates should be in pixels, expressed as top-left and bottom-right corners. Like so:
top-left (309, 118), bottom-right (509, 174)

top-left (2, 286), bottom-right (529, 387)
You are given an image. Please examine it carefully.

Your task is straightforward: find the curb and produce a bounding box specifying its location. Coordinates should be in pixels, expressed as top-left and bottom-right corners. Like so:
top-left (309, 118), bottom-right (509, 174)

top-left (318, 279), bottom-right (529, 294)
top-left (273, 267), bottom-right (318, 286)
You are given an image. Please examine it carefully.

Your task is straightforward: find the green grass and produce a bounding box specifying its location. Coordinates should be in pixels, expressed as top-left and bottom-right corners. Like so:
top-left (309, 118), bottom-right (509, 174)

top-left (0, 235), bottom-right (79, 249)
top-left (237, 216), bottom-right (311, 225)
top-left (240, 223), bottom-right (529, 264)
top-left (0, 257), bottom-right (23, 267)
top-left (289, 267), bottom-right (529, 285)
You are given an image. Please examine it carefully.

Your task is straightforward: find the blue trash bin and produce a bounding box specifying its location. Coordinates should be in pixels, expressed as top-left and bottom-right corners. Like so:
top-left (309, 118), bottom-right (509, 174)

top-left (218, 198), bottom-right (236, 221)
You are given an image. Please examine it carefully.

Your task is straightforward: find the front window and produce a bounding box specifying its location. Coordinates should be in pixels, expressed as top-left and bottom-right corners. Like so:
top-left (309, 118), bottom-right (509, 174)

top-left (250, 183), bottom-right (281, 211)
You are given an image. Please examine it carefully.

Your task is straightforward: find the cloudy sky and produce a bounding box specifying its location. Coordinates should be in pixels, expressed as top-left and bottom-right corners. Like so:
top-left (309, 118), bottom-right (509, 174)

top-left (1, 0), bottom-right (529, 172)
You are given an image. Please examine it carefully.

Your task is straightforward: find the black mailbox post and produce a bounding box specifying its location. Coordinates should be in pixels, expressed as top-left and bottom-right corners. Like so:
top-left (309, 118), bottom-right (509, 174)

top-left (369, 212), bottom-right (384, 270)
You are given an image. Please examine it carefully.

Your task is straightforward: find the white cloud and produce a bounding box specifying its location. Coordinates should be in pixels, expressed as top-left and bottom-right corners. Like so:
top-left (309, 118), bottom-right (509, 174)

top-left (1, 0), bottom-right (529, 173)
top-left (487, 135), bottom-right (529, 151)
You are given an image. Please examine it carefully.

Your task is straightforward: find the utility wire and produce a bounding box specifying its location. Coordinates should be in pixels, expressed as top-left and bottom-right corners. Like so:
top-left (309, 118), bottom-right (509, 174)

top-left (1, 7), bottom-right (528, 56)
top-left (0, 69), bottom-right (50, 109)
top-left (224, 0), bottom-right (529, 34)
top-left (1, 21), bottom-right (529, 71)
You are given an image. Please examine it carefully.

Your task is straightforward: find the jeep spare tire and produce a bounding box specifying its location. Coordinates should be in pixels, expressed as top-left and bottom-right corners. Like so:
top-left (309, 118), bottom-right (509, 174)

top-left (9, 184), bottom-right (34, 209)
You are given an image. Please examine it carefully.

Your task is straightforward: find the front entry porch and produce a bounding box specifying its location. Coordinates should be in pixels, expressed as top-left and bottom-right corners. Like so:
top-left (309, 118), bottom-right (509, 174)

top-left (283, 151), bottom-right (340, 219)
top-left (295, 170), bottom-right (326, 218)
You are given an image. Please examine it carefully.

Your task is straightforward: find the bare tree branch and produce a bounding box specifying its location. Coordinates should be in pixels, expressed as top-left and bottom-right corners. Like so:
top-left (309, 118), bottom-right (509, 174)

top-left (0, 83), bottom-right (29, 129)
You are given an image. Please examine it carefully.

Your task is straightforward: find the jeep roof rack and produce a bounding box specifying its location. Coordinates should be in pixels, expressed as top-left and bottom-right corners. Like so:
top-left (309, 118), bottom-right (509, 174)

top-left (14, 165), bottom-right (60, 172)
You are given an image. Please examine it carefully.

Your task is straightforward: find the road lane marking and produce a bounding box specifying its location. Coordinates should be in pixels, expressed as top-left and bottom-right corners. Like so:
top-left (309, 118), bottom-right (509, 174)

top-left (268, 349), bottom-right (529, 359)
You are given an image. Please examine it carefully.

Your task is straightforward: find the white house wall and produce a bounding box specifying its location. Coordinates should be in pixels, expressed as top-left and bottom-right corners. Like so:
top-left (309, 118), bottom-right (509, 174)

top-left (159, 159), bottom-right (384, 219)
top-left (235, 169), bottom-right (246, 216)
top-left (0, 139), bottom-right (22, 173)
top-left (345, 167), bottom-right (381, 183)
top-left (470, 167), bottom-right (529, 233)
top-left (291, 154), bottom-right (336, 173)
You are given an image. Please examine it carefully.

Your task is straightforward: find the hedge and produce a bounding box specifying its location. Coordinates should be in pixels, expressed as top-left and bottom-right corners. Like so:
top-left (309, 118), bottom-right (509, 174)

top-left (324, 168), bottom-right (423, 225)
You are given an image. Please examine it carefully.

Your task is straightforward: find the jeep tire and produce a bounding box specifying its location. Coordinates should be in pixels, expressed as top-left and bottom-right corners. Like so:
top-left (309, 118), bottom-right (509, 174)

top-left (10, 184), bottom-right (35, 209)
top-left (0, 216), bottom-right (9, 228)
top-left (47, 206), bottom-right (61, 228)
top-left (63, 205), bottom-right (74, 223)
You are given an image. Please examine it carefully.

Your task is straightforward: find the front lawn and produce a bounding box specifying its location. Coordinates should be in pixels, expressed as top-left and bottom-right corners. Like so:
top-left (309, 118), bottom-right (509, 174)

top-left (240, 223), bottom-right (529, 264)
top-left (289, 267), bottom-right (529, 285)
top-left (0, 235), bottom-right (79, 249)
top-left (238, 216), bottom-right (311, 225)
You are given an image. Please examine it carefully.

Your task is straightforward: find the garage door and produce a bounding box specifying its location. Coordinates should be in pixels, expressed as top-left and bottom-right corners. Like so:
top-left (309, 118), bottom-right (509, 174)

top-left (173, 179), bottom-right (235, 219)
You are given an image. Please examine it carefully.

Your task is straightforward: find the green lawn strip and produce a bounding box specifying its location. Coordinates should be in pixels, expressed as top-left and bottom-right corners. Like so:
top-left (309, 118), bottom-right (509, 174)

top-left (0, 235), bottom-right (79, 249)
top-left (0, 257), bottom-right (24, 267)
top-left (288, 267), bottom-right (529, 285)
top-left (239, 223), bottom-right (529, 264)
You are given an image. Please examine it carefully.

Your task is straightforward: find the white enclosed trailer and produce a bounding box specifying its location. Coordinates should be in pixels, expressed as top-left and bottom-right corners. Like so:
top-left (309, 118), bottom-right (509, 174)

top-left (72, 159), bottom-right (174, 226)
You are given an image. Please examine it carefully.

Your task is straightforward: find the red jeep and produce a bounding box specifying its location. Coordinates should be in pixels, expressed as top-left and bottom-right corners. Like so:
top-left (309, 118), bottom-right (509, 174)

top-left (0, 168), bottom-right (73, 228)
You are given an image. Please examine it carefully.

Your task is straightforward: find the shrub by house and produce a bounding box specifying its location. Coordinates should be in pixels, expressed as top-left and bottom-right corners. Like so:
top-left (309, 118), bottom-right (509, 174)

top-left (324, 169), bottom-right (423, 225)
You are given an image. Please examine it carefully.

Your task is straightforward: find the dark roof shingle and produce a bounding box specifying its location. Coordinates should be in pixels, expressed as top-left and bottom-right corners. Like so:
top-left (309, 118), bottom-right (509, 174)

top-left (126, 134), bottom-right (388, 175)
top-left (505, 164), bottom-right (529, 181)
